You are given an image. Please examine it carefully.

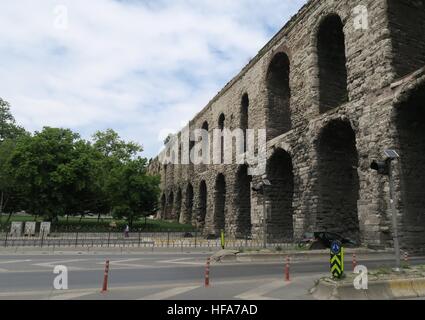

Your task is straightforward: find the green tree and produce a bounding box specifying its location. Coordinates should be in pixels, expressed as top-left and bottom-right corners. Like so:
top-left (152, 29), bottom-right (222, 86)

top-left (0, 98), bottom-right (25, 142)
top-left (92, 129), bottom-right (142, 162)
top-left (8, 127), bottom-right (99, 223)
top-left (0, 99), bottom-right (28, 222)
top-left (107, 157), bottom-right (160, 228)
top-left (91, 129), bottom-right (144, 221)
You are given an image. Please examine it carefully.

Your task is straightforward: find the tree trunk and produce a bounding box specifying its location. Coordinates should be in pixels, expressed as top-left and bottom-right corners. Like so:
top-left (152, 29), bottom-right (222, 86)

top-left (6, 211), bottom-right (12, 223)
top-left (0, 191), bottom-right (3, 215)
top-left (79, 214), bottom-right (84, 223)
top-left (97, 212), bottom-right (101, 223)
top-left (129, 215), bottom-right (134, 229)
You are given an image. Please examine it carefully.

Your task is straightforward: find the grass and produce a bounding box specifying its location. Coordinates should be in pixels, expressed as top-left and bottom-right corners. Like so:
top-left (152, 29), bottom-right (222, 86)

top-left (0, 214), bottom-right (195, 232)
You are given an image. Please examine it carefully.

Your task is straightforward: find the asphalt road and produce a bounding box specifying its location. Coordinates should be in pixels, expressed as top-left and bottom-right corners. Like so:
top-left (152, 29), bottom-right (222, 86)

top-left (0, 252), bottom-right (424, 300)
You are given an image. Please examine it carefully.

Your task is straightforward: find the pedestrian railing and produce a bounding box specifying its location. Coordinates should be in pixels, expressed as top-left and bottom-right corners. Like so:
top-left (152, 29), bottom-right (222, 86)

top-left (0, 231), bottom-right (294, 250)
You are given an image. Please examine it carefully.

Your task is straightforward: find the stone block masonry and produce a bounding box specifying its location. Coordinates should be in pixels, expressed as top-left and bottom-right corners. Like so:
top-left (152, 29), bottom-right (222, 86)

top-left (149, 0), bottom-right (425, 252)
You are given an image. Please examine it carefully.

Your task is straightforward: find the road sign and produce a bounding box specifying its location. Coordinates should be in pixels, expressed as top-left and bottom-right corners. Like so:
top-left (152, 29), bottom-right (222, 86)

top-left (330, 240), bottom-right (344, 279)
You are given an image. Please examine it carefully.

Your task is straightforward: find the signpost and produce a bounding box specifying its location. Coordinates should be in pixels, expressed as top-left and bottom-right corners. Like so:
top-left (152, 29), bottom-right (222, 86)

top-left (24, 222), bottom-right (36, 236)
top-left (40, 222), bottom-right (51, 237)
top-left (10, 222), bottom-right (23, 237)
top-left (330, 240), bottom-right (344, 279)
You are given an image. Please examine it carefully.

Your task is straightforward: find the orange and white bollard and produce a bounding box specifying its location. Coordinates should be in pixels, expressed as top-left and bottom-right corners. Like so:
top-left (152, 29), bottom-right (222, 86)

top-left (101, 260), bottom-right (110, 293)
top-left (205, 257), bottom-right (211, 287)
top-left (285, 256), bottom-right (290, 282)
top-left (352, 253), bottom-right (357, 270)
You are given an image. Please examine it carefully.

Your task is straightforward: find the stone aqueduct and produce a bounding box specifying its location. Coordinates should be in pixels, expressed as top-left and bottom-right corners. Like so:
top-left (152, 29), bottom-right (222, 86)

top-left (149, 0), bottom-right (425, 250)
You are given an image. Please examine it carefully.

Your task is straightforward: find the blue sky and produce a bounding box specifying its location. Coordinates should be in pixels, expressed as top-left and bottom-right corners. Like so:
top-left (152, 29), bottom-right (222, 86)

top-left (0, 0), bottom-right (306, 158)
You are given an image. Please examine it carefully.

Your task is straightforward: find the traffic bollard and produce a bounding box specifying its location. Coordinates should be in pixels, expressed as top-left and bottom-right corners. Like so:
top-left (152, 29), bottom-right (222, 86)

top-left (352, 253), bottom-right (357, 271)
top-left (285, 256), bottom-right (290, 282)
top-left (101, 260), bottom-right (110, 293)
top-left (205, 257), bottom-right (211, 287)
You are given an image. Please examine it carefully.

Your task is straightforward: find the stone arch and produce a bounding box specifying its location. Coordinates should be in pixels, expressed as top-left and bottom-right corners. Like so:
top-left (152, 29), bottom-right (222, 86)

top-left (317, 14), bottom-right (348, 113)
top-left (199, 121), bottom-right (209, 169)
top-left (315, 119), bottom-right (360, 241)
top-left (395, 81), bottom-right (425, 249)
top-left (387, 0), bottom-right (425, 79)
top-left (167, 191), bottom-right (174, 220)
top-left (218, 114), bottom-right (225, 164)
top-left (198, 180), bottom-right (208, 229)
top-left (214, 173), bottom-right (226, 234)
top-left (202, 121), bottom-right (209, 131)
top-left (241, 93), bottom-right (249, 152)
top-left (235, 164), bottom-right (252, 238)
top-left (160, 193), bottom-right (166, 219)
top-left (266, 51), bottom-right (292, 140)
top-left (184, 183), bottom-right (194, 225)
top-left (175, 187), bottom-right (182, 222)
top-left (266, 148), bottom-right (294, 242)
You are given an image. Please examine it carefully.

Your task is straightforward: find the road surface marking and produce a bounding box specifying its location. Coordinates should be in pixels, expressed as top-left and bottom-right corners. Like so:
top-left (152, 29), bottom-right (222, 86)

top-left (32, 259), bottom-right (87, 270)
top-left (235, 281), bottom-right (291, 300)
top-left (139, 286), bottom-right (200, 300)
top-left (157, 258), bottom-right (205, 266)
top-left (44, 292), bottom-right (95, 300)
top-left (0, 268), bottom-right (8, 272)
top-left (97, 258), bottom-right (149, 268)
top-left (0, 260), bottom-right (32, 265)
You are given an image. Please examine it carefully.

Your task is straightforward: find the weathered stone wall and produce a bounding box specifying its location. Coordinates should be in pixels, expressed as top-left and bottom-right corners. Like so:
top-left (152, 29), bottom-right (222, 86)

top-left (149, 0), bottom-right (425, 251)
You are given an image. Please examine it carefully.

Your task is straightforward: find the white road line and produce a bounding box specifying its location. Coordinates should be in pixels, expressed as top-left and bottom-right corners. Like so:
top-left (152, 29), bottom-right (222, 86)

top-left (139, 286), bottom-right (200, 300)
top-left (0, 260), bottom-right (32, 265)
top-left (44, 292), bottom-right (95, 300)
top-left (97, 258), bottom-right (149, 268)
top-left (0, 268), bottom-right (8, 272)
top-left (157, 258), bottom-right (205, 266)
top-left (235, 281), bottom-right (291, 300)
top-left (33, 259), bottom-right (88, 270)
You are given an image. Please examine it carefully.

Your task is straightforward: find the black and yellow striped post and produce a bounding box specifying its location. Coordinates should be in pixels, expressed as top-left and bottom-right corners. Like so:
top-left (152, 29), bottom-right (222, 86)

top-left (330, 240), bottom-right (344, 279)
top-left (220, 229), bottom-right (225, 250)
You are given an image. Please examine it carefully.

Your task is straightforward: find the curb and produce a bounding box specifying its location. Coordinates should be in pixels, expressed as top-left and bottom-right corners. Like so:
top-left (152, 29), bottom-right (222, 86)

top-left (234, 248), bottom-right (395, 263)
top-left (311, 277), bottom-right (425, 300)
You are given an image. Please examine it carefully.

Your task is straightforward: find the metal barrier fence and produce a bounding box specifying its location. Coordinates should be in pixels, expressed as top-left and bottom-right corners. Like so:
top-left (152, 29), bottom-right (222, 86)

top-left (0, 231), bottom-right (295, 250)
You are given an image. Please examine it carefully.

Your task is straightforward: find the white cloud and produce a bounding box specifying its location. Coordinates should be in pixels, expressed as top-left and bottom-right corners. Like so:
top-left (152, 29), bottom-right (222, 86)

top-left (0, 0), bottom-right (306, 158)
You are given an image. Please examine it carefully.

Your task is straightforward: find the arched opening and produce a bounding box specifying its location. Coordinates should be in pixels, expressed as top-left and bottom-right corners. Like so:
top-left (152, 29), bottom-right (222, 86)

top-left (176, 187), bottom-right (182, 222)
top-left (184, 183), bottom-right (194, 224)
top-left (202, 121), bottom-right (209, 132)
top-left (167, 191), bottom-right (174, 220)
top-left (235, 165), bottom-right (252, 238)
top-left (214, 174), bottom-right (226, 233)
top-left (316, 120), bottom-right (360, 241)
top-left (387, 0), bottom-right (425, 79)
top-left (241, 93), bottom-right (249, 152)
top-left (218, 114), bottom-right (225, 164)
top-left (266, 149), bottom-right (294, 242)
top-left (266, 52), bottom-right (292, 140)
top-left (198, 180), bottom-right (207, 228)
top-left (395, 83), bottom-right (425, 249)
top-left (199, 121), bottom-right (209, 169)
top-left (160, 194), bottom-right (166, 219)
top-left (317, 14), bottom-right (348, 113)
